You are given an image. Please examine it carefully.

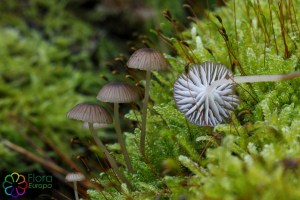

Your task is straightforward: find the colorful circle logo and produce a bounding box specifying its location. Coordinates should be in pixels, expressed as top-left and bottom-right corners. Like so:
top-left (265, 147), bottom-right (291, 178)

top-left (2, 172), bottom-right (28, 198)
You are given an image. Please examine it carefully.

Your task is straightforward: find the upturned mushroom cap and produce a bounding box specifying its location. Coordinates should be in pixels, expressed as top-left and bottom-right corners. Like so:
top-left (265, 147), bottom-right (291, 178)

top-left (127, 48), bottom-right (169, 71)
top-left (97, 82), bottom-right (139, 103)
top-left (65, 172), bottom-right (85, 182)
top-left (174, 62), bottom-right (239, 126)
top-left (67, 103), bottom-right (112, 124)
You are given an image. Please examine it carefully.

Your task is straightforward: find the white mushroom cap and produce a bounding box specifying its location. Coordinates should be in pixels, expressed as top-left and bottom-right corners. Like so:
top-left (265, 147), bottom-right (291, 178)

top-left (174, 62), bottom-right (239, 126)
top-left (127, 48), bottom-right (169, 71)
top-left (97, 82), bottom-right (139, 103)
top-left (67, 103), bottom-right (112, 124)
top-left (65, 172), bottom-right (85, 182)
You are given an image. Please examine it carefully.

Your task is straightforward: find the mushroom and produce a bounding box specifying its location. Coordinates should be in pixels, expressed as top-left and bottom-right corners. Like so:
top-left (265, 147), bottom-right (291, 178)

top-left (174, 62), bottom-right (300, 126)
top-left (67, 103), bottom-right (132, 189)
top-left (65, 172), bottom-right (85, 200)
top-left (97, 82), bottom-right (138, 173)
top-left (127, 48), bottom-right (169, 156)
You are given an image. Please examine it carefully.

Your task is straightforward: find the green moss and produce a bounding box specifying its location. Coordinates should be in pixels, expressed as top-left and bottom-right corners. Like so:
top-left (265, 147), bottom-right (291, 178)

top-left (88, 0), bottom-right (300, 199)
top-left (1, 0), bottom-right (299, 199)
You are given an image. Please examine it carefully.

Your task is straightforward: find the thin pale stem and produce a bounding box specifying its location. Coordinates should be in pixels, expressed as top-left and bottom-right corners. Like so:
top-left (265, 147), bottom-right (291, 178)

top-left (114, 103), bottom-right (134, 173)
top-left (140, 70), bottom-right (151, 156)
top-left (73, 181), bottom-right (79, 200)
top-left (210, 71), bottom-right (300, 88)
top-left (88, 123), bottom-right (133, 190)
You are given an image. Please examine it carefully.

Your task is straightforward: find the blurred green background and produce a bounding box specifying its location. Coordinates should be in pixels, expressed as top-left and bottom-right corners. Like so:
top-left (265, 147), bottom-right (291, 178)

top-left (0, 0), bottom-right (223, 198)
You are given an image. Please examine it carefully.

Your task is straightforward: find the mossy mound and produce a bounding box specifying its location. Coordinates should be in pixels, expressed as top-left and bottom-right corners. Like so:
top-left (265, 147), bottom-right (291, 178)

top-left (88, 0), bottom-right (300, 199)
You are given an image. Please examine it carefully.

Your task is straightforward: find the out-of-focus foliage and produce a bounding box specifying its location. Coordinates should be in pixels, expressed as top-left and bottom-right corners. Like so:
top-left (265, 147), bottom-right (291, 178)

top-left (0, 27), bottom-right (101, 171)
top-left (0, 0), bottom-right (187, 172)
top-left (0, 0), bottom-right (189, 195)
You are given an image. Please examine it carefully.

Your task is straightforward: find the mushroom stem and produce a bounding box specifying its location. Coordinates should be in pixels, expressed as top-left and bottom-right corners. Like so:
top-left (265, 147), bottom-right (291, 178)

top-left (140, 70), bottom-right (151, 156)
top-left (88, 123), bottom-right (133, 190)
top-left (113, 103), bottom-right (134, 173)
top-left (210, 71), bottom-right (300, 88)
top-left (73, 181), bottom-right (79, 200)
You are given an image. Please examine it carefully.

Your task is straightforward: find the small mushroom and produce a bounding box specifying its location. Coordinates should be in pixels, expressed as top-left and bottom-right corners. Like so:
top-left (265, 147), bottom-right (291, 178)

top-left (65, 172), bottom-right (85, 200)
top-left (174, 62), bottom-right (300, 126)
top-left (97, 82), bottom-right (138, 173)
top-left (127, 48), bottom-right (169, 156)
top-left (67, 103), bottom-right (112, 124)
top-left (67, 103), bottom-right (132, 189)
top-left (174, 62), bottom-right (239, 126)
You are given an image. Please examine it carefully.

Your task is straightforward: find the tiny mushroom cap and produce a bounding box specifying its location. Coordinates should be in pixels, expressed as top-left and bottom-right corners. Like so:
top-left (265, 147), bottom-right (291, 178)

top-left (65, 172), bottom-right (85, 182)
top-left (174, 62), bottom-right (239, 127)
top-left (127, 48), bottom-right (169, 71)
top-left (96, 82), bottom-right (139, 103)
top-left (67, 103), bottom-right (112, 124)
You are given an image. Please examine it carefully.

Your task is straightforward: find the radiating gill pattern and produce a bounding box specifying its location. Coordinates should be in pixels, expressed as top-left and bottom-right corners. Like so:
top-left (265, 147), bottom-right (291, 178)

top-left (174, 62), bottom-right (239, 126)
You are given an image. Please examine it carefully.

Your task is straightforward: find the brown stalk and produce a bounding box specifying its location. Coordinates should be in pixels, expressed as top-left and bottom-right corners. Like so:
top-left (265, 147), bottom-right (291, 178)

top-left (10, 114), bottom-right (82, 174)
top-left (268, 0), bottom-right (279, 54)
top-left (289, 0), bottom-right (300, 36)
top-left (233, 0), bottom-right (239, 55)
top-left (9, 115), bottom-right (108, 198)
top-left (162, 9), bottom-right (196, 63)
top-left (2, 139), bottom-right (106, 199)
top-left (3, 139), bottom-right (68, 175)
top-left (278, 0), bottom-right (290, 58)
top-left (244, 1), bottom-right (258, 44)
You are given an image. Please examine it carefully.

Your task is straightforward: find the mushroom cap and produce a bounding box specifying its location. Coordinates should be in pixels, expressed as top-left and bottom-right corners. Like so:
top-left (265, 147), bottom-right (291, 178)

top-left (173, 62), bottom-right (239, 126)
top-left (67, 103), bottom-right (112, 124)
top-left (97, 82), bottom-right (139, 103)
top-left (127, 48), bottom-right (169, 71)
top-left (65, 172), bottom-right (85, 182)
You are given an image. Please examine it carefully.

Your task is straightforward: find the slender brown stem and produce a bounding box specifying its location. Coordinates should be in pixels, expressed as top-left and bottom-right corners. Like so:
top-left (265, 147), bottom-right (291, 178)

top-left (268, 0), bottom-right (279, 54)
top-left (114, 103), bottom-right (134, 173)
top-left (2, 139), bottom-right (68, 175)
top-left (233, 0), bottom-right (238, 54)
top-left (2, 139), bottom-right (103, 199)
top-left (88, 123), bottom-right (133, 190)
top-left (10, 114), bottom-right (82, 173)
top-left (140, 70), bottom-right (151, 156)
top-left (278, 0), bottom-right (289, 58)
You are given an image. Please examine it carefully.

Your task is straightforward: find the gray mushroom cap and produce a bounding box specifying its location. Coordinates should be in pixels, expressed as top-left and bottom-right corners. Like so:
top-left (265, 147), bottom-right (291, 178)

top-left (67, 103), bottom-right (112, 124)
top-left (127, 48), bottom-right (169, 71)
top-left (97, 82), bottom-right (139, 103)
top-left (65, 172), bottom-right (85, 182)
top-left (173, 62), bottom-right (239, 126)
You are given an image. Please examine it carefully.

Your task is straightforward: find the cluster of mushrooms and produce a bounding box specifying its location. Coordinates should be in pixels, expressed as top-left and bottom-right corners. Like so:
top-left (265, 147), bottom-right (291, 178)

top-left (66, 48), bottom-right (300, 196)
top-left (66, 48), bottom-right (169, 193)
